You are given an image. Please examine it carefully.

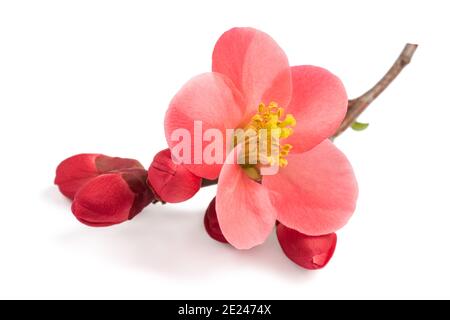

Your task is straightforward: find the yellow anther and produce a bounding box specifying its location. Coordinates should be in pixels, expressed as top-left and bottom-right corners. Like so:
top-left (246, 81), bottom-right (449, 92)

top-left (251, 114), bottom-right (263, 122)
top-left (279, 158), bottom-right (288, 168)
top-left (267, 117), bottom-right (279, 128)
top-left (277, 107), bottom-right (284, 118)
top-left (258, 103), bottom-right (266, 113)
top-left (280, 144), bottom-right (292, 157)
top-left (280, 114), bottom-right (297, 127)
top-left (280, 127), bottom-right (293, 139)
top-left (239, 102), bottom-right (297, 174)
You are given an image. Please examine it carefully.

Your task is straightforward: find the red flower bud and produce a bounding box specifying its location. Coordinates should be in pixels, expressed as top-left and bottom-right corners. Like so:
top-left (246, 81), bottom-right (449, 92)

top-left (55, 154), bottom-right (144, 200)
top-left (276, 223), bottom-right (337, 270)
top-left (204, 197), bottom-right (228, 244)
top-left (147, 149), bottom-right (201, 203)
top-left (72, 169), bottom-right (154, 227)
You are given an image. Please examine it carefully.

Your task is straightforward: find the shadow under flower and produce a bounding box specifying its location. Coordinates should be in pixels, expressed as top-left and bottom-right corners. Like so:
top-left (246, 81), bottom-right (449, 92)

top-left (51, 189), bottom-right (314, 281)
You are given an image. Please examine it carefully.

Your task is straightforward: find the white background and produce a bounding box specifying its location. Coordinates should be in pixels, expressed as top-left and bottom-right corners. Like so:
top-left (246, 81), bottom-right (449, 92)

top-left (1, 0), bottom-right (449, 299)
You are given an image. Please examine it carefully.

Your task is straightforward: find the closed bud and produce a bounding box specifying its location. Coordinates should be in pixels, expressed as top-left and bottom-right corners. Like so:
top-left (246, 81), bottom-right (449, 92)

top-left (71, 169), bottom-right (154, 227)
top-left (276, 223), bottom-right (337, 270)
top-left (147, 149), bottom-right (201, 203)
top-left (204, 197), bottom-right (228, 244)
top-left (55, 154), bottom-right (143, 200)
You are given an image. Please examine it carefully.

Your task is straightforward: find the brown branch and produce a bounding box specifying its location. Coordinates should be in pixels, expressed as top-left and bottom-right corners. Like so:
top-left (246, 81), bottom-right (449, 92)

top-left (332, 43), bottom-right (418, 138)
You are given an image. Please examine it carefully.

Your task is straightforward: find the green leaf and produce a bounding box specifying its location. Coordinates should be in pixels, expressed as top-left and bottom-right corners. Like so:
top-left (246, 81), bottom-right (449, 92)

top-left (351, 121), bottom-right (369, 131)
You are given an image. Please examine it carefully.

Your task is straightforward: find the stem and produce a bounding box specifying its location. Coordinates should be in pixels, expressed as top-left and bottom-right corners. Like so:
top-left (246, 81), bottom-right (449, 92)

top-left (332, 43), bottom-right (418, 138)
top-left (201, 43), bottom-right (418, 188)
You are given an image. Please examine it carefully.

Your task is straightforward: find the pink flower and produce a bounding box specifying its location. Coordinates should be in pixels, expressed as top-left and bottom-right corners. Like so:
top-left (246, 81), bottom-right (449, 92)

top-left (165, 27), bottom-right (358, 249)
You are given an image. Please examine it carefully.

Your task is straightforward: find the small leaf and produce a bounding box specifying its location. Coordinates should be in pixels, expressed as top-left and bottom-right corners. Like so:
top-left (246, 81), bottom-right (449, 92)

top-left (351, 121), bottom-right (369, 131)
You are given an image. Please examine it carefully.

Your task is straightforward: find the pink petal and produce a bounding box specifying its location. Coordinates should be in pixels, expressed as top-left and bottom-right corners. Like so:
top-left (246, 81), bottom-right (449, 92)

top-left (277, 223), bottom-right (337, 270)
top-left (212, 27), bottom-right (292, 119)
top-left (216, 146), bottom-right (277, 249)
top-left (286, 66), bottom-right (348, 153)
top-left (164, 73), bottom-right (245, 180)
top-left (263, 140), bottom-right (358, 236)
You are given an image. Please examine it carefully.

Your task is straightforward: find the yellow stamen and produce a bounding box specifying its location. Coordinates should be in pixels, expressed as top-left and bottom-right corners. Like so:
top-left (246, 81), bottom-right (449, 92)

top-left (280, 114), bottom-right (296, 127)
top-left (237, 102), bottom-right (297, 176)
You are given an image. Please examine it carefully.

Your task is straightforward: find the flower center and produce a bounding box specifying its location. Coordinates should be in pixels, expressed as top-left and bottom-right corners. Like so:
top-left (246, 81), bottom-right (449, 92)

top-left (236, 102), bottom-right (296, 179)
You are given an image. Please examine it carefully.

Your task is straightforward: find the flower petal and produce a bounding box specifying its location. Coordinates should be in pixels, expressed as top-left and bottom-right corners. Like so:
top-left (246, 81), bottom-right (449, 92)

top-left (55, 154), bottom-right (144, 200)
top-left (204, 197), bottom-right (229, 244)
top-left (147, 149), bottom-right (201, 203)
top-left (164, 73), bottom-right (246, 180)
top-left (286, 66), bottom-right (348, 153)
top-left (55, 154), bottom-right (100, 199)
top-left (212, 27), bottom-right (292, 118)
top-left (263, 140), bottom-right (358, 236)
top-left (72, 173), bottom-right (135, 227)
top-left (216, 146), bottom-right (277, 249)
